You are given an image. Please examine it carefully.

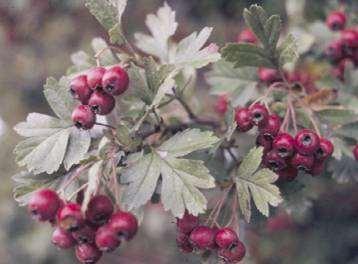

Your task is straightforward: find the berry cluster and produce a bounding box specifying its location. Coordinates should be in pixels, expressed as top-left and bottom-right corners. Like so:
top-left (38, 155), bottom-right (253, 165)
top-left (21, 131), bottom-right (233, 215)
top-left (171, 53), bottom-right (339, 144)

top-left (70, 65), bottom-right (129, 130)
top-left (235, 103), bottom-right (334, 181)
top-left (325, 11), bottom-right (358, 81)
top-left (28, 189), bottom-right (138, 263)
top-left (176, 212), bottom-right (246, 263)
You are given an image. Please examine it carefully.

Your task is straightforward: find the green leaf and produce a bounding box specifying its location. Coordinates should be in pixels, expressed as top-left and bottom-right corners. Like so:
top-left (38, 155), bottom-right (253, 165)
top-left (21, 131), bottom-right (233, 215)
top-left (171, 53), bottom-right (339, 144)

top-left (121, 153), bottom-right (161, 210)
top-left (205, 59), bottom-right (257, 97)
top-left (243, 4), bottom-right (281, 52)
top-left (234, 147), bottom-right (282, 222)
top-left (14, 112), bottom-right (91, 174)
top-left (278, 34), bottom-right (299, 67)
top-left (122, 150), bottom-right (215, 218)
top-left (158, 129), bottom-right (219, 157)
top-left (243, 5), bottom-right (269, 46)
top-left (108, 0), bottom-right (128, 44)
top-left (128, 63), bottom-right (153, 105)
top-left (335, 122), bottom-right (358, 140)
top-left (144, 57), bottom-right (174, 93)
top-left (14, 113), bottom-right (69, 137)
top-left (316, 108), bottom-right (357, 126)
top-left (222, 43), bottom-right (274, 68)
top-left (128, 58), bottom-right (175, 107)
top-left (63, 128), bottom-right (91, 170)
top-left (43, 77), bottom-right (76, 121)
top-left (18, 129), bottom-right (71, 174)
top-left (237, 147), bottom-right (264, 179)
top-left (122, 129), bottom-right (218, 217)
top-left (85, 0), bottom-right (118, 31)
top-left (134, 2), bottom-right (178, 63)
top-left (171, 27), bottom-right (221, 69)
top-left (265, 15), bottom-right (281, 49)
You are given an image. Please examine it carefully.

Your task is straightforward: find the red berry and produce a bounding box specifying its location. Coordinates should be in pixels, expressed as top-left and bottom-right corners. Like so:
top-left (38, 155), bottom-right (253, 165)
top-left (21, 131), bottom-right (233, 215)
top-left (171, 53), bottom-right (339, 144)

top-left (215, 95), bottom-right (228, 115)
top-left (315, 137), bottom-right (334, 161)
top-left (278, 165), bottom-right (298, 181)
top-left (273, 133), bottom-right (295, 158)
top-left (325, 40), bottom-right (345, 62)
top-left (189, 226), bottom-right (216, 250)
top-left (51, 227), bottom-right (76, 249)
top-left (88, 90), bottom-right (115, 115)
top-left (75, 243), bottom-right (102, 264)
top-left (237, 28), bottom-right (257, 44)
top-left (354, 145), bottom-right (358, 161)
top-left (28, 189), bottom-right (61, 222)
top-left (294, 129), bottom-right (320, 155)
top-left (249, 103), bottom-right (269, 126)
top-left (108, 211), bottom-right (138, 241)
top-left (70, 75), bottom-right (92, 104)
top-left (235, 108), bottom-right (253, 132)
top-left (176, 232), bottom-right (193, 253)
top-left (72, 225), bottom-right (96, 244)
top-left (102, 66), bottom-right (129, 96)
top-left (341, 28), bottom-right (358, 50)
top-left (264, 150), bottom-right (287, 172)
top-left (310, 161), bottom-right (325, 176)
top-left (215, 228), bottom-right (239, 249)
top-left (58, 203), bottom-right (85, 232)
top-left (326, 11), bottom-right (346, 31)
top-left (218, 240), bottom-right (246, 263)
top-left (176, 211), bottom-right (199, 235)
top-left (72, 105), bottom-right (96, 130)
top-left (291, 153), bottom-right (315, 171)
top-left (256, 134), bottom-right (272, 154)
top-left (259, 114), bottom-right (281, 139)
top-left (86, 195), bottom-right (114, 226)
top-left (87, 67), bottom-right (106, 90)
top-left (95, 224), bottom-right (121, 252)
top-left (257, 67), bottom-right (281, 85)
top-left (256, 134), bottom-right (272, 155)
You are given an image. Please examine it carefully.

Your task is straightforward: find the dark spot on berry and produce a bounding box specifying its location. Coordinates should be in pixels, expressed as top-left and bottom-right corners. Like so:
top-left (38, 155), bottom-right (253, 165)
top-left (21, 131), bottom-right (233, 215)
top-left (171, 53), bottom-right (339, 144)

top-left (297, 165), bottom-right (308, 171)
top-left (75, 121), bottom-right (83, 129)
top-left (106, 84), bottom-right (114, 92)
top-left (303, 135), bottom-right (312, 145)
top-left (90, 105), bottom-right (100, 113)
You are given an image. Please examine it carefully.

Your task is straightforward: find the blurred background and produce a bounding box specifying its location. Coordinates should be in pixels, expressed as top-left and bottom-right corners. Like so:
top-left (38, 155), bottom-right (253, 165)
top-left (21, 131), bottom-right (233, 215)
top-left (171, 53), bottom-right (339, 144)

top-left (0, 0), bottom-right (358, 263)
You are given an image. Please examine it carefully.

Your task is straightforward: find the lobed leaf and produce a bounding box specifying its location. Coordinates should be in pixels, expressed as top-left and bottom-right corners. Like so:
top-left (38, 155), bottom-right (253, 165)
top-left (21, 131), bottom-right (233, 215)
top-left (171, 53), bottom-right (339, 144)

top-left (158, 129), bottom-right (219, 157)
top-left (135, 2), bottom-right (178, 62)
top-left (235, 147), bottom-right (282, 222)
top-left (205, 59), bottom-right (257, 97)
top-left (121, 129), bottom-right (218, 217)
top-left (222, 43), bottom-right (274, 68)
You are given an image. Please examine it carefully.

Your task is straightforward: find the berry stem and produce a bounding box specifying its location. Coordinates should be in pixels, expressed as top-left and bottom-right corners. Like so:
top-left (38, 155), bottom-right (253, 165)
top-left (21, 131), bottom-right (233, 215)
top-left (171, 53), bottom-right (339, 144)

top-left (94, 122), bottom-right (116, 130)
top-left (59, 164), bottom-right (93, 195)
top-left (67, 183), bottom-right (89, 201)
top-left (250, 82), bottom-right (285, 107)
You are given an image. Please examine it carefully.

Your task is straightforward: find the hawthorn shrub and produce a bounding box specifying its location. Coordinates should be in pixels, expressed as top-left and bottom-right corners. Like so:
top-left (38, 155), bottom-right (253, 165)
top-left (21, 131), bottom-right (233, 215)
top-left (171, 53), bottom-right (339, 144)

top-left (12, 1), bottom-right (357, 263)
